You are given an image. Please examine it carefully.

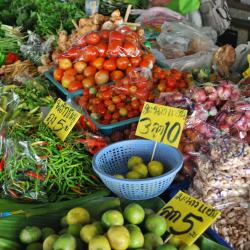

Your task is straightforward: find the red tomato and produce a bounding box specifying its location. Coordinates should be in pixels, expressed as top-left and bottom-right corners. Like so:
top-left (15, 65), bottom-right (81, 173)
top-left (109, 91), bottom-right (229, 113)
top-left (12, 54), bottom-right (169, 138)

top-left (123, 42), bottom-right (139, 57)
top-left (127, 111), bottom-right (134, 118)
top-left (91, 57), bottom-right (105, 70)
top-left (104, 99), bottom-right (113, 106)
top-left (167, 78), bottom-right (176, 88)
top-left (97, 103), bottom-right (106, 115)
top-left (117, 102), bottom-right (125, 109)
top-left (143, 53), bottom-right (156, 64)
top-left (126, 67), bottom-right (135, 75)
top-left (78, 96), bottom-right (88, 107)
top-left (119, 107), bottom-right (128, 117)
top-left (81, 46), bottom-right (99, 62)
top-left (158, 82), bottom-right (166, 92)
top-left (82, 77), bottom-right (95, 88)
top-left (172, 71), bottom-right (182, 80)
top-left (76, 74), bottom-right (84, 81)
top-left (120, 77), bottom-right (129, 85)
top-left (92, 98), bottom-right (101, 105)
top-left (125, 105), bottom-right (132, 112)
top-left (103, 58), bottom-right (117, 71)
top-left (104, 113), bottom-right (112, 121)
top-left (64, 68), bottom-right (77, 76)
top-left (110, 70), bottom-right (124, 82)
top-left (177, 80), bottom-right (187, 89)
top-left (112, 96), bottom-right (121, 104)
top-left (108, 104), bottom-right (116, 113)
top-left (61, 75), bottom-right (75, 88)
top-left (86, 32), bottom-right (101, 45)
top-left (140, 59), bottom-right (153, 69)
top-left (100, 30), bottom-right (110, 40)
top-left (53, 68), bottom-right (64, 81)
top-left (131, 99), bottom-right (140, 110)
top-left (58, 58), bottom-right (72, 70)
top-left (68, 81), bottom-right (82, 92)
top-left (129, 85), bottom-right (138, 94)
top-left (119, 94), bottom-right (127, 101)
top-left (99, 85), bottom-right (109, 92)
top-left (116, 57), bottom-right (130, 70)
top-left (103, 91), bottom-right (112, 100)
top-left (112, 112), bottom-right (120, 120)
top-left (74, 61), bottom-right (87, 73)
top-left (96, 42), bottom-right (108, 57)
top-left (60, 48), bottom-right (78, 61)
top-left (95, 70), bottom-right (109, 85)
top-left (84, 66), bottom-right (97, 77)
top-left (108, 40), bottom-right (123, 57)
top-left (110, 31), bottom-right (124, 41)
top-left (130, 57), bottom-right (141, 67)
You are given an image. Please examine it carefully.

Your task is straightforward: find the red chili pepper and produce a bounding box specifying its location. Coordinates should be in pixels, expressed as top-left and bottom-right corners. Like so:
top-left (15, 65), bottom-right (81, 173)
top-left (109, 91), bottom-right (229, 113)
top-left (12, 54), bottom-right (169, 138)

top-left (0, 154), bottom-right (6, 171)
top-left (8, 189), bottom-right (18, 198)
top-left (56, 144), bottom-right (64, 150)
top-left (5, 52), bottom-right (19, 65)
top-left (25, 171), bottom-right (45, 181)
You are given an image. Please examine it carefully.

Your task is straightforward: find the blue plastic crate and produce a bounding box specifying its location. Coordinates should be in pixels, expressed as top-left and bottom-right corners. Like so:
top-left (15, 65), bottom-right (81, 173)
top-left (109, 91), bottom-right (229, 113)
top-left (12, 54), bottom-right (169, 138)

top-left (44, 68), bottom-right (83, 98)
top-left (93, 139), bottom-right (183, 200)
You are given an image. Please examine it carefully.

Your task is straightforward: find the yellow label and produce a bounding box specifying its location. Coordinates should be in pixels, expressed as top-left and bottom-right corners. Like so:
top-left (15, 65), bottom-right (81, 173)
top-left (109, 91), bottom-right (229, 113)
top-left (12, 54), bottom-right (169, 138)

top-left (135, 102), bottom-right (187, 148)
top-left (44, 98), bottom-right (81, 141)
top-left (158, 191), bottom-right (221, 246)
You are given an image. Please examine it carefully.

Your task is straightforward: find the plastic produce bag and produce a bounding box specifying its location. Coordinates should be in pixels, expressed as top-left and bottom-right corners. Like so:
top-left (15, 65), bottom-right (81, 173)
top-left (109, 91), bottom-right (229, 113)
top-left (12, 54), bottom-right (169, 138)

top-left (133, 7), bottom-right (183, 33)
top-left (1, 140), bottom-right (48, 202)
top-left (231, 42), bottom-right (250, 73)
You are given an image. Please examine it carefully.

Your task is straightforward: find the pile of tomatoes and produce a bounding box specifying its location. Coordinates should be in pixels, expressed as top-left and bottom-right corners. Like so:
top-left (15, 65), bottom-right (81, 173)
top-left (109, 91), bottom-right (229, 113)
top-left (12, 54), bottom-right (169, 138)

top-left (76, 84), bottom-right (145, 125)
top-left (153, 66), bottom-right (191, 93)
top-left (53, 28), bottom-right (155, 93)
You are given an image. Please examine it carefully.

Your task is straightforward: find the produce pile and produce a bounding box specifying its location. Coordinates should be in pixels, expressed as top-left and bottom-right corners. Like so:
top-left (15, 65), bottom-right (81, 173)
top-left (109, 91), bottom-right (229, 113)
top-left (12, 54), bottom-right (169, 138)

top-left (0, 3), bottom-right (250, 250)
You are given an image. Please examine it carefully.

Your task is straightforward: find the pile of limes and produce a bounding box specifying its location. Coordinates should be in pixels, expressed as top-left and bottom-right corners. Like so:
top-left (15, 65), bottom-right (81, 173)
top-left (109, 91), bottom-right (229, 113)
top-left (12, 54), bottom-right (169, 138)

top-left (19, 203), bottom-right (200, 250)
top-left (113, 156), bottom-right (166, 179)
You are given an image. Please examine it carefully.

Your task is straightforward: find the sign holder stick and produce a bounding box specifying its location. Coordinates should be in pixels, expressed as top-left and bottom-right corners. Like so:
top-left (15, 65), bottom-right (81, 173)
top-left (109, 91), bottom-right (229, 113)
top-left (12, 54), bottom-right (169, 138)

top-left (164, 234), bottom-right (173, 244)
top-left (151, 142), bottom-right (158, 161)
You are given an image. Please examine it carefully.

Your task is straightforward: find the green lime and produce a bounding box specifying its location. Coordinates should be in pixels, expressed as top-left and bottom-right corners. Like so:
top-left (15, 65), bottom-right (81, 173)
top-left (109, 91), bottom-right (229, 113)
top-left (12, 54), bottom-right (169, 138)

top-left (66, 223), bottom-right (82, 237)
top-left (66, 207), bottom-right (90, 225)
top-left (113, 174), bottom-right (125, 179)
top-left (89, 235), bottom-right (111, 250)
top-left (179, 244), bottom-right (200, 250)
top-left (127, 156), bottom-right (143, 169)
top-left (126, 171), bottom-right (141, 179)
top-left (123, 203), bottom-right (145, 225)
top-left (148, 161), bottom-right (164, 177)
top-left (42, 227), bottom-right (55, 240)
top-left (168, 236), bottom-right (182, 247)
top-left (145, 214), bottom-right (167, 236)
top-left (43, 234), bottom-right (59, 250)
top-left (143, 233), bottom-right (163, 250)
top-left (144, 208), bottom-right (155, 217)
top-left (132, 163), bottom-right (148, 178)
top-left (107, 226), bottom-right (130, 250)
top-left (101, 210), bottom-right (124, 227)
top-left (157, 243), bottom-right (178, 250)
top-left (80, 224), bottom-right (102, 243)
top-left (126, 224), bottom-right (144, 248)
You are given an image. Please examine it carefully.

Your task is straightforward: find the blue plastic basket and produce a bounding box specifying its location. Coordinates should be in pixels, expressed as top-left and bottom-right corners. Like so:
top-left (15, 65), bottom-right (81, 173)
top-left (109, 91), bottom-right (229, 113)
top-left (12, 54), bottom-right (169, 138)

top-left (93, 139), bottom-right (183, 200)
top-left (44, 68), bottom-right (83, 98)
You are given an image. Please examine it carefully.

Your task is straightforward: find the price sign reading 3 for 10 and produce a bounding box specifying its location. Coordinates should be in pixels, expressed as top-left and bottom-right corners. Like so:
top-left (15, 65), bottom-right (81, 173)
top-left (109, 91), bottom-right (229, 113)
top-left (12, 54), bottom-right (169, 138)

top-left (44, 98), bottom-right (81, 141)
top-left (136, 102), bottom-right (188, 148)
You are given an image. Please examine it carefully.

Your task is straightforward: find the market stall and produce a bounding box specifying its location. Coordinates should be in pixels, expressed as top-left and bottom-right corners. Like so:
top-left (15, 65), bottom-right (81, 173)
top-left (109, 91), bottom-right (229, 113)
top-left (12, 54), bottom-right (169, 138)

top-left (0, 1), bottom-right (249, 250)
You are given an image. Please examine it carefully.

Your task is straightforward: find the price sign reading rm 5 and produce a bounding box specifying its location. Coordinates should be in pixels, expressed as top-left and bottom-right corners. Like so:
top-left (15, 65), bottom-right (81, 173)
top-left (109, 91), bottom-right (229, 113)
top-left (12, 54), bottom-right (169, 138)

top-left (158, 191), bottom-right (221, 246)
top-left (44, 98), bottom-right (81, 141)
top-left (135, 102), bottom-right (187, 148)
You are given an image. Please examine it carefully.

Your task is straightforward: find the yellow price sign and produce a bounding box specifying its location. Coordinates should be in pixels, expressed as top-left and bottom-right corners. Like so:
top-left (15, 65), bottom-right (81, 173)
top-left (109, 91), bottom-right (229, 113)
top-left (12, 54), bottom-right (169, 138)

top-left (44, 98), bottom-right (81, 141)
top-left (158, 191), bottom-right (221, 246)
top-left (135, 102), bottom-right (187, 148)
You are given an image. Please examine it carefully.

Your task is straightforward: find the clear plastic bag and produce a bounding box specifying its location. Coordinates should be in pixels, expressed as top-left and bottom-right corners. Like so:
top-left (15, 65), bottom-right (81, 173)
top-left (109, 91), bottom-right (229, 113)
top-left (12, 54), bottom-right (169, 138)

top-left (1, 139), bottom-right (48, 202)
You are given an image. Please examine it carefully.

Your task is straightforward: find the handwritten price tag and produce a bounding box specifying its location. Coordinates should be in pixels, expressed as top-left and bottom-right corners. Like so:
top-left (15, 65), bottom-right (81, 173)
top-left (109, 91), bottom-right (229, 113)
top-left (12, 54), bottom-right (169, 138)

top-left (135, 102), bottom-right (187, 148)
top-left (158, 191), bottom-right (221, 246)
top-left (44, 98), bottom-right (81, 141)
